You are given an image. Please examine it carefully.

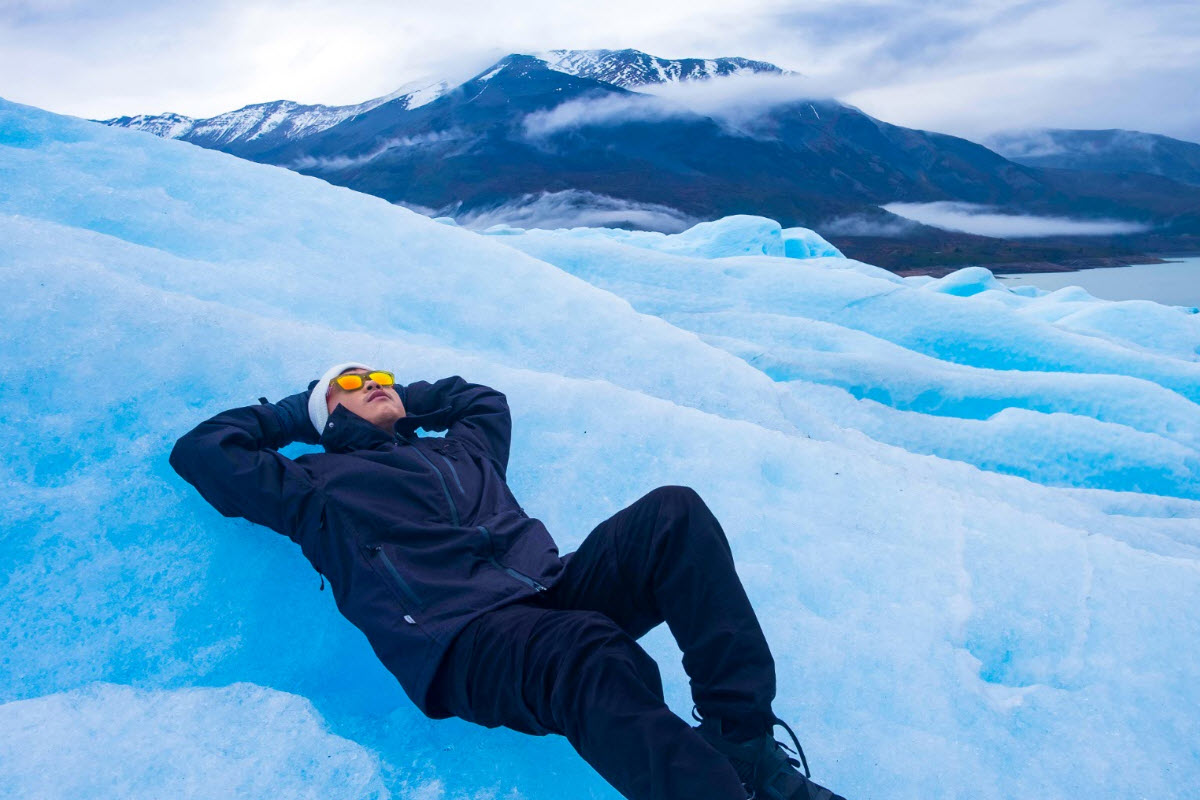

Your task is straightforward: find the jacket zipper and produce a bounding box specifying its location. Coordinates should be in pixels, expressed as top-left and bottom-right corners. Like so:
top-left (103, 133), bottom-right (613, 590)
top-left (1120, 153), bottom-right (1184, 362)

top-left (407, 440), bottom-right (461, 526)
top-left (478, 525), bottom-right (547, 592)
top-left (347, 509), bottom-right (421, 626)
top-left (373, 545), bottom-right (425, 611)
top-left (405, 439), bottom-right (545, 594)
top-left (436, 452), bottom-right (465, 494)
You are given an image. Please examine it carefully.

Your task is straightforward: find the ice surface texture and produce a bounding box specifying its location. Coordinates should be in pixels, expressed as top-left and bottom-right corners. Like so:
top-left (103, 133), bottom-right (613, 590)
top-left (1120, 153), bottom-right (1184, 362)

top-left (0, 683), bottom-right (387, 799)
top-left (483, 215), bottom-right (844, 260)
top-left (2, 98), bottom-right (1199, 799)
top-left (490, 231), bottom-right (1200, 499)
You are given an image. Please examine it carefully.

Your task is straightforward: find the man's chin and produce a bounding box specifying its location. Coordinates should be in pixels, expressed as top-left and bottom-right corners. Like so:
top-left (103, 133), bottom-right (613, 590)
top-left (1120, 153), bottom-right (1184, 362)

top-left (366, 411), bottom-right (402, 430)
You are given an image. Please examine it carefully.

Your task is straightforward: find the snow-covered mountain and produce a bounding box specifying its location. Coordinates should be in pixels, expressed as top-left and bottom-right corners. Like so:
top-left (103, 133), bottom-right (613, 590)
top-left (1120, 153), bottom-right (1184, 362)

top-left (100, 49), bottom-right (778, 150)
top-left (536, 48), bottom-right (788, 87)
top-left (102, 79), bottom-right (451, 153)
top-left (100, 49), bottom-right (1200, 268)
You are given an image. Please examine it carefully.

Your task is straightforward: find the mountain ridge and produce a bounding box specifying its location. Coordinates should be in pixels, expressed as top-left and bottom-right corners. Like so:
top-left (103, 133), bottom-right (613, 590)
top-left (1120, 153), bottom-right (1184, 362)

top-left (101, 79), bottom-right (452, 155)
top-left (987, 128), bottom-right (1200, 187)
top-left (100, 49), bottom-right (1200, 269)
top-left (537, 48), bottom-right (789, 87)
top-left (100, 49), bottom-right (778, 150)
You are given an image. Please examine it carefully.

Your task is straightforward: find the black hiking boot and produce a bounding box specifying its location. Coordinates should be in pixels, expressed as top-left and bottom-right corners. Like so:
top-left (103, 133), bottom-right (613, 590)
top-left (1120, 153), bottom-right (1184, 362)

top-left (693, 708), bottom-right (847, 800)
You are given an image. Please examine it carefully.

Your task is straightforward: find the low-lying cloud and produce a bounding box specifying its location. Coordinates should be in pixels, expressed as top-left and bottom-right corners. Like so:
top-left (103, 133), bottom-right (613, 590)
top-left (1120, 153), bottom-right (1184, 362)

top-left (821, 212), bottom-right (921, 237)
top-left (452, 190), bottom-right (697, 232)
top-left (523, 94), bottom-right (687, 138)
top-left (884, 202), bottom-right (1151, 238)
top-left (639, 72), bottom-right (834, 124)
top-left (290, 129), bottom-right (461, 171)
top-left (523, 73), bottom-right (835, 138)
top-left (985, 130), bottom-right (1071, 159)
top-left (986, 128), bottom-right (1162, 160)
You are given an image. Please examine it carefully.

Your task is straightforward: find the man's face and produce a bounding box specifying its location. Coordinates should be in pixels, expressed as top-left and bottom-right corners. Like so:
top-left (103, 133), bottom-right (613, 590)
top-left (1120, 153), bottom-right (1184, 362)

top-left (326, 368), bottom-right (407, 431)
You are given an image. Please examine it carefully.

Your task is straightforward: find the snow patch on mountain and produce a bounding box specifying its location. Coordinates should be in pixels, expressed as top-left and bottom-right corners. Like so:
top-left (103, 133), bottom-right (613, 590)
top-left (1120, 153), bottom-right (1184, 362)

top-left (402, 80), bottom-right (451, 110)
top-left (105, 111), bottom-right (197, 139)
top-left (101, 79), bottom-right (450, 146)
top-left (537, 48), bottom-right (786, 88)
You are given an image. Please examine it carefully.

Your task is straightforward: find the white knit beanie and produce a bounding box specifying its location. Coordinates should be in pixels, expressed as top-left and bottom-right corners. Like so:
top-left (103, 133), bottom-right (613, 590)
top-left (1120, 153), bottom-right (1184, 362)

top-left (308, 361), bottom-right (370, 436)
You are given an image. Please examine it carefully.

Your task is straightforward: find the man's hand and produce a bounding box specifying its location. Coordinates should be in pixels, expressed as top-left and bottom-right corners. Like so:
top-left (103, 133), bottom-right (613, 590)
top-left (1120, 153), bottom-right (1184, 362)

top-left (263, 380), bottom-right (322, 445)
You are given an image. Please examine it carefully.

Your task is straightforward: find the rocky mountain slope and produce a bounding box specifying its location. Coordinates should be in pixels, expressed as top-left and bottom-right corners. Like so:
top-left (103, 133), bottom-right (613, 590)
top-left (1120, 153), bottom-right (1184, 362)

top-left (102, 49), bottom-right (1200, 268)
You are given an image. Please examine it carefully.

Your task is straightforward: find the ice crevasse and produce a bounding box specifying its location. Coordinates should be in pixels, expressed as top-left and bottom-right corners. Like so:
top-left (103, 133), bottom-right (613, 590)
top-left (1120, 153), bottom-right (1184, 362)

top-left (1, 97), bottom-right (1199, 800)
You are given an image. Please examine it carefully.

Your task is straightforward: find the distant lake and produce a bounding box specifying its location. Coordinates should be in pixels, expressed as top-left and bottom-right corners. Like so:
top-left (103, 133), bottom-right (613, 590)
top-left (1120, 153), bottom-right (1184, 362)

top-left (996, 256), bottom-right (1200, 308)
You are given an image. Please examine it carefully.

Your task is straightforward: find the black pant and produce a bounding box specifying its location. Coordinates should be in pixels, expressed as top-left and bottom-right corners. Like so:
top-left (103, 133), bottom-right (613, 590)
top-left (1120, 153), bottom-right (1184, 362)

top-left (428, 486), bottom-right (778, 800)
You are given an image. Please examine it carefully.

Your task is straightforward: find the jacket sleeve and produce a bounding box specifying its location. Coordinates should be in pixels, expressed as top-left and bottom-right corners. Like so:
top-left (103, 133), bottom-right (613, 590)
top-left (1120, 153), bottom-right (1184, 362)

top-left (398, 376), bottom-right (512, 474)
top-left (169, 403), bottom-right (325, 544)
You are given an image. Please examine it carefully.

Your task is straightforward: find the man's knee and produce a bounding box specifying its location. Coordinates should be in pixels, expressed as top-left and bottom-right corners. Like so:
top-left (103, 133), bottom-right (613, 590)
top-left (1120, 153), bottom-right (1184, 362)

top-left (646, 484), bottom-right (707, 513)
top-left (645, 485), bottom-right (726, 542)
top-left (547, 612), bottom-right (666, 716)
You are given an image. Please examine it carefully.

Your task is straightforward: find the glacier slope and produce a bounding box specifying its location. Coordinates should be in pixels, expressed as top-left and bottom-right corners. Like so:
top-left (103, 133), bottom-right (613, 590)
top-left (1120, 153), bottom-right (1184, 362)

top-left (488, 228), bottom-right (1200, 498)
top-left (0, 683), bottom-right (388, 799)
top-left (1, 98), bottom-right (1199, 799)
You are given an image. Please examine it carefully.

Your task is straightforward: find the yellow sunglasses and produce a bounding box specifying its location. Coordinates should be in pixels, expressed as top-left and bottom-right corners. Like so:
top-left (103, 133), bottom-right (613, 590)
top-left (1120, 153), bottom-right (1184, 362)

top-left (329, 371), bottom-right (396, 391)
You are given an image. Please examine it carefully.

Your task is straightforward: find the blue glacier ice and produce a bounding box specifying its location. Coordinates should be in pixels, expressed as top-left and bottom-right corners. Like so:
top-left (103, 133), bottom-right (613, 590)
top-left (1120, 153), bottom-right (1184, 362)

top-left (488, 228), bottom-right (1200, 498)
top-left (2, 97), bottom-right (1199, 799)
top-left (0, 683), bottom-right (388, 798)
top-left (483, 215), bottom-right (844, 260)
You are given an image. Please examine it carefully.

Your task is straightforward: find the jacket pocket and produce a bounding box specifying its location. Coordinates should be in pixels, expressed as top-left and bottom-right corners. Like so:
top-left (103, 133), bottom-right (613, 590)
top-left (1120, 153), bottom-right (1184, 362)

top-left (364, 542), bottom-right (426, 613)
top-left (478, 525), bottom-right (548, 593)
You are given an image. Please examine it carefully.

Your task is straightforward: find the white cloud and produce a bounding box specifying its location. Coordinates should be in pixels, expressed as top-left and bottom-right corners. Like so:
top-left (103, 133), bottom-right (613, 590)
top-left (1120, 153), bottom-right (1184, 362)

top-left (985, 130), bottom-right (1072, 159)
top-left (820, 0), bottom-right (1200, 141)
top-left (0, 0), bottom-right (784, 119)
top-left (638, 72), bottom-right (839, 127)
top-left (822, 212), bottom-right (921, 237)
top-left (453, 190), bottom-right (696, 232)
top-left (522, 72), bottom-right (836, 139)
top-left (987, 128), bottom-right (1166, 159)
top-left (884, 202), bottom-right (1151, 238)
top-left (522, 94), bottom-right (682, 138)
top-left (640, 72), bottom-right (821, 106)
top-left (290, 130), bottom-right (462, 171)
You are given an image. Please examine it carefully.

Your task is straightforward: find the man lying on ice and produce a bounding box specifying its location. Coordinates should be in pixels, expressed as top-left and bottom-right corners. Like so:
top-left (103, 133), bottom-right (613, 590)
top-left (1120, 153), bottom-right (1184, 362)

top-left (170, 362), bottom-right (847, 800)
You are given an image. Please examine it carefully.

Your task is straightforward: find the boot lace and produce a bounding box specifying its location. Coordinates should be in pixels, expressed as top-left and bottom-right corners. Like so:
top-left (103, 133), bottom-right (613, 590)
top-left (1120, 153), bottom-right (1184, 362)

top-left (770, 714), bottom-right (811, 779)
top-left (692, 706), bottom-right (812, 779)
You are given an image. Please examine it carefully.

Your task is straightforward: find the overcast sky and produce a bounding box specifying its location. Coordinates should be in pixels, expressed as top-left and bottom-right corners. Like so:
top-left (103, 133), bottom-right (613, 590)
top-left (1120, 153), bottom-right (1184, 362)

top-left (2, 0), bottom-right (1198, 143)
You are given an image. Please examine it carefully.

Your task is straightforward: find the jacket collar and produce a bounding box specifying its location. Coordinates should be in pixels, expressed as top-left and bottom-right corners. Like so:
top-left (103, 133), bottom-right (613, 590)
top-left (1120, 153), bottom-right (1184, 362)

top-left (320, 405), bottom-right (402, 454)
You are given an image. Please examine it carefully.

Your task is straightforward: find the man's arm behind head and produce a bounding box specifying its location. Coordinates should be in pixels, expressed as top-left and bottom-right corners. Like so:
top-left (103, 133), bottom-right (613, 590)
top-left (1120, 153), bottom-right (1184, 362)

top-left (399, 377), bottom-right (511, 475)
top-left (170, 401), bottom-right (325, 544)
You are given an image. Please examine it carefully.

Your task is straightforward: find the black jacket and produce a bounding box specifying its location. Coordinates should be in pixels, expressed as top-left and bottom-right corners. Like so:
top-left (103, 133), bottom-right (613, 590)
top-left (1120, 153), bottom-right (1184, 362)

top-left (169, 377), bottom-right (566, 716)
